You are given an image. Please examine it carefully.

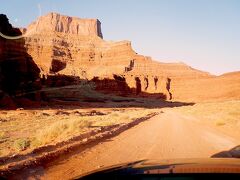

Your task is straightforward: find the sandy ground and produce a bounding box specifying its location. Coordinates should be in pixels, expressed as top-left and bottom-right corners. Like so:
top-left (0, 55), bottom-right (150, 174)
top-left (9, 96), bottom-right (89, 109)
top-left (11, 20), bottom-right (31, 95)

top-left (14, 108), bottom-right (240, 180)
top-left (0, 108), bottom-right (157, 157)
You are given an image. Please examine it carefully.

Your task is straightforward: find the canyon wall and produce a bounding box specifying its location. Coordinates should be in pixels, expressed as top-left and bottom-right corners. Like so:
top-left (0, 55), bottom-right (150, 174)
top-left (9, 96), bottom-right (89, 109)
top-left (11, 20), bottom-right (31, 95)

top-left (1, 12), bottom-right (239, 103)
top-left (0, 14), bottom-right (41, 108)
top-left (22, 13), bottom-right (217, 100)
top-left (27, 12), bottom-right (103, 38)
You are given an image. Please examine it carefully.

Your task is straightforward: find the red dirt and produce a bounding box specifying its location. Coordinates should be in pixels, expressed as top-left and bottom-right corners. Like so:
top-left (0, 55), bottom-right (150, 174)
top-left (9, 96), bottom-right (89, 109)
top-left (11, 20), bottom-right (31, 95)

top-left (11, 109), bottom-right (240, 179)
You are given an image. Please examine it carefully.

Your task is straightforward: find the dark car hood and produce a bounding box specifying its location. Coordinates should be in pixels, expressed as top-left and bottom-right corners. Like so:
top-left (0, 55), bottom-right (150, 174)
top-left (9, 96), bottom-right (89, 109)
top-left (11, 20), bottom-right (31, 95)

top-left (76, 158), bottom-right (240, 179)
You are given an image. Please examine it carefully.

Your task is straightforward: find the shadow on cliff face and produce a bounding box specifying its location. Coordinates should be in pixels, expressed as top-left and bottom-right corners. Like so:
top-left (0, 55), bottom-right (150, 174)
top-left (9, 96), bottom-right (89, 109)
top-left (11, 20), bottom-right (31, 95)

top-left (92, 75), bottom-right (167, 99)
top-left (0, 60), bottom-right (194, 110)
top-left (0, 14), bottom-right (41, 109)
top-left (0, 14), bottom-right (193, 110)
top-left (33, 74), bottom-right (195, 110)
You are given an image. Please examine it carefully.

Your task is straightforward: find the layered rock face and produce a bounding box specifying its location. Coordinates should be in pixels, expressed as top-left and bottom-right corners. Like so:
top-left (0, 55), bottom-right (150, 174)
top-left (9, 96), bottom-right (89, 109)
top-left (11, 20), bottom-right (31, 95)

top-left (27, 12), bottom-right (103, 38)
top-left (0, 14), bottom-right (41, 95)
top-left (18, 13), bottom-right (239, 102)
top-left (23, 13), bottom-right (136, 78)
top-left (0, 14), bottom-right (41, 108)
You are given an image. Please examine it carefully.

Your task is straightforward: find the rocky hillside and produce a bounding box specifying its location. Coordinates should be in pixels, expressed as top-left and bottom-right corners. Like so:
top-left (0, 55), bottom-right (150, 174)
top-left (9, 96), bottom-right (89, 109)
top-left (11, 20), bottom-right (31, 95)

top-left (171, 71), bottom-right (240, 102)
top-left (22, 13), bottom-right (219, 100)
top-left (1, 12), bottom-right (239, 103)
top-left (0, 14), bottom-right (41, 108)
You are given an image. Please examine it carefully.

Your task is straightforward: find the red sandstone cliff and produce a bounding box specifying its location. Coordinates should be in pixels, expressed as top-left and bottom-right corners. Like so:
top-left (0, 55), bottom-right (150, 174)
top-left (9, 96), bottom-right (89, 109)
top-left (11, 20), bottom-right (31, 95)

top-left (27, 12), bottom-right (103, 38)
top-left (0, 14), bottom-right (41, 108)
top-left (2, 12), bottom-right (239, 102)
top-left (22, 13), bottom-right (217, 100)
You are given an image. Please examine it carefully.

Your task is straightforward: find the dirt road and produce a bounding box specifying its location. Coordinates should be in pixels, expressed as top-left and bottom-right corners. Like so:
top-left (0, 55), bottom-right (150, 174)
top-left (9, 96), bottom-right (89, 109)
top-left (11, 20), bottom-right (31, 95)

top-left (18, 108), bottom-right (240, 179)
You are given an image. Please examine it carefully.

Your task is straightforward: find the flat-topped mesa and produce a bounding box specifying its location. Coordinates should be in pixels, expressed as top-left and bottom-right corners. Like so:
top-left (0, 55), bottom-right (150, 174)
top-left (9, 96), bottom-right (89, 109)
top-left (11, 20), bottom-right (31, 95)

top-left (27, 12), bottom-right (103, 38)
top-left (1, 13), bottom-right (239, 103)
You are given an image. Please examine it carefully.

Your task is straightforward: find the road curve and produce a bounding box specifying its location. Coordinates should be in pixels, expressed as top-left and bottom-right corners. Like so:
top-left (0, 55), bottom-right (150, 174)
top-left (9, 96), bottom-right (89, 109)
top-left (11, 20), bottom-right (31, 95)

top-left (16, 109), bottom-right (240, 179)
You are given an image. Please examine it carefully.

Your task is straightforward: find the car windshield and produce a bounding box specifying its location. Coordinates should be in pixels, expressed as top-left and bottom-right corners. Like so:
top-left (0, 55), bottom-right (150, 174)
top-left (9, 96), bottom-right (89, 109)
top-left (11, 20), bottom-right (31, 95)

top-left (0, 0), bottom-right (240, 179)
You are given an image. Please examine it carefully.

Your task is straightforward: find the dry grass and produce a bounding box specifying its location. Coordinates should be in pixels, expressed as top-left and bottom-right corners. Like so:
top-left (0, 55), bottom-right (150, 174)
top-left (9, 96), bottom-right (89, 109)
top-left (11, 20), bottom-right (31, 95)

top-left (215, 120), bottom-right (226, 126)
top-left (34, 118), bottom-right (93, 146)
top-left (175, 100), bottom-right (240, 128)
top-left (35, 109), bottom-right (155, 146)
top-left (14, 138), bottom-right (30, 151)
top-left (0, 108), bottom-right (158, 157)
top-left (0, 132), bottom-right (6, 139)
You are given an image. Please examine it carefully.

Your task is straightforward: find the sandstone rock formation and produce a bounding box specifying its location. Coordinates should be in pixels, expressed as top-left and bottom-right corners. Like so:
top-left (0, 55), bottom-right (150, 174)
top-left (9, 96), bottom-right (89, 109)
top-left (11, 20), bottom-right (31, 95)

top-left (26, 12), bottom-right (103, 38)
top-left (171, 71), bottom-right (240, 102)
top-left (2, 12), bottom-right (239, 103)
top-left (21, 13), bottom-right (219, 100)
top-left (0, 14), bottom-right (41, 108)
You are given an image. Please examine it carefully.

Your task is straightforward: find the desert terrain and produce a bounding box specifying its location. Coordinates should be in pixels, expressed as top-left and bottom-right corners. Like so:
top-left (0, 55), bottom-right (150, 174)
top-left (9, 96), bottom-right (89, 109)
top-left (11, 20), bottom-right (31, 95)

top-left (0, 13), bottom-right (240, 179)
top-left (3, 100), bottom-right (239, 179)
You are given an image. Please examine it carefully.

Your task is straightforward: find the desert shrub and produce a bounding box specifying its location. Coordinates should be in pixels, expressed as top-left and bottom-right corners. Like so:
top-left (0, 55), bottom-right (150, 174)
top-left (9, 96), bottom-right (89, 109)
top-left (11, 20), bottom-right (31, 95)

top-left (122, 115), bottom-right (130, 121)
top-left (89, 110), bottom-right (106, 116)
top-left (0, 132), bottom-right (7, 141)
top-left (42, 112), bottom-right (50, 116)
top-left (55, 110), bottom-right (70, 115)
top-left (111, 112), bottom-right (119, 117)
top-left (14, 138), bottom-right (30, 151)
top-left (228, 111), bottom-right (240, 116)
top-left (94, 121), bottom-right (115, 126)
top-left (36, 119), bottom-right (93, 145)
top-left (0, 118), bottom-right (7, 122)
top-left (215, 120), bottom-right (226, 126)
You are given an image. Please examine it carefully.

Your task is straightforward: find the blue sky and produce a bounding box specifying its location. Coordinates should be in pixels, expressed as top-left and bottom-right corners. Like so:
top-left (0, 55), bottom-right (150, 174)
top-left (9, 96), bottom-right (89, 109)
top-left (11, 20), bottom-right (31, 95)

top-left (1, 0), bottom-right (240, 75)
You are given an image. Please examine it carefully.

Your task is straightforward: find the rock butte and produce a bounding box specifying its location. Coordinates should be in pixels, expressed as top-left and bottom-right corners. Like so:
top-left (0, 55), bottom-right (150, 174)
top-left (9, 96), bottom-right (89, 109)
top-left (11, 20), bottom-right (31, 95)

top-left (1, 12), bottom-right (240, 104)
